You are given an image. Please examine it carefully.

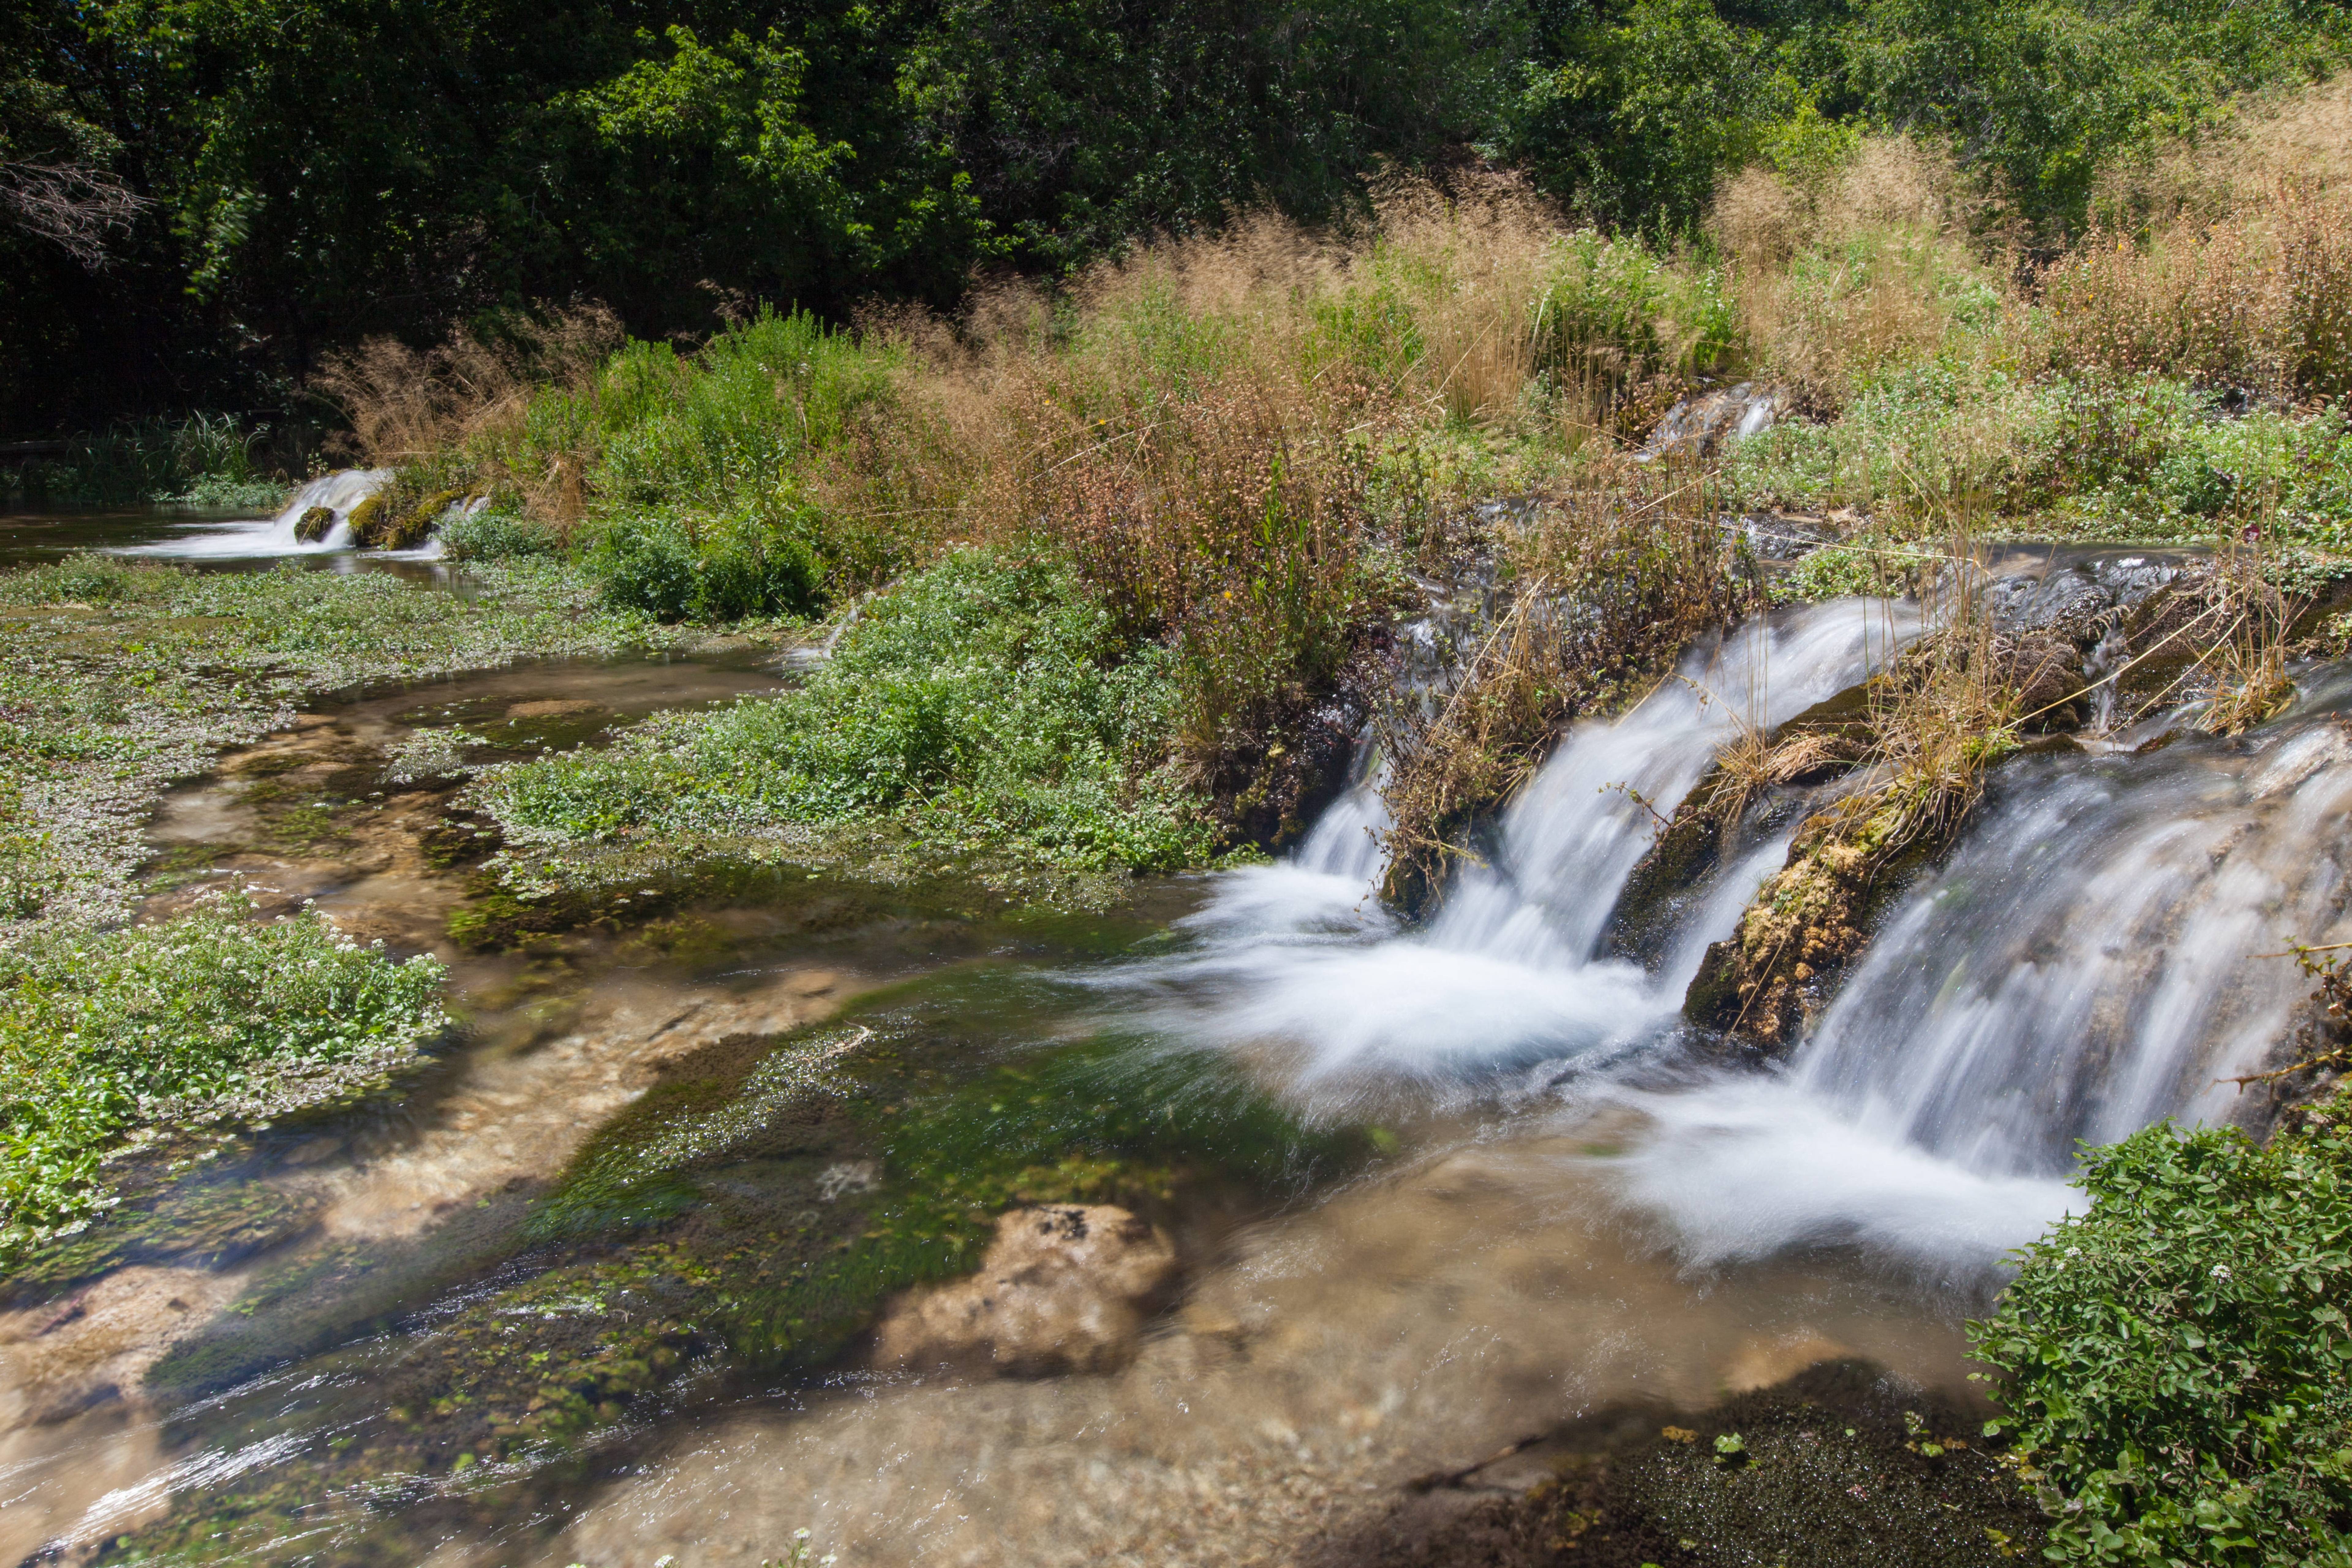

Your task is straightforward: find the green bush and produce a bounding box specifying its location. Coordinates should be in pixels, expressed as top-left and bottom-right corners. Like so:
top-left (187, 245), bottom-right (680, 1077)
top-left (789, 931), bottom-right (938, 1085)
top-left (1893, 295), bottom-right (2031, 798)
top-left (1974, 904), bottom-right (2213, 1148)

top-left (2, 415), bottom-right (289, 509)
top-left (591, 509), bottom-right (822, 621)
top-left (1973, 1110), bottom-right (2352, 1567)
top-left (1727, 364), bottom-right (2352, 546)
top-left (477, 548), bottom-right (1218, 871)
top-left (0, 892), bottom-right (448, 1253)
top-left (1531, 228), bottom-right (1743, 388)
top-left (435, 506), bottom-right (562, 563)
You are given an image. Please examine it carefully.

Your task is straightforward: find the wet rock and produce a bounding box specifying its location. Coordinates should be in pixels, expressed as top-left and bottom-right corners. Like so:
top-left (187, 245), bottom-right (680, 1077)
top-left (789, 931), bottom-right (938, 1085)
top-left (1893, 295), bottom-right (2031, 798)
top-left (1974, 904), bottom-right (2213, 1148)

top-left (1722, 511), bottom-right (1838, 562)
top-left (343, 491), bottom-right (391, 548)
top-left (873, 1204), bottom-right (1179, 1375)
top-left (2002, 630), bottom-right (2083, 729)
top-left (1639, 382), bottom-right (1783, 461)
top-left (380, 488), bottom-right (464, 551)
top-left (1305, 1359), bottom-right (2042, 1568)
top-left (0, 1266), bottom-right (249, 1426)
top-left (293, 505), bottom-right (336, 543)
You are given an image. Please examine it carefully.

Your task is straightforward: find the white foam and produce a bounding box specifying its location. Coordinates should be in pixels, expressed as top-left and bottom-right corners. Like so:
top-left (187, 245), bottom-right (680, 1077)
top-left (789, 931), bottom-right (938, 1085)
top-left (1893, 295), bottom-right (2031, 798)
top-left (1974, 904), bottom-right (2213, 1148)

top-left (121, 469), bottom-right (392, 558)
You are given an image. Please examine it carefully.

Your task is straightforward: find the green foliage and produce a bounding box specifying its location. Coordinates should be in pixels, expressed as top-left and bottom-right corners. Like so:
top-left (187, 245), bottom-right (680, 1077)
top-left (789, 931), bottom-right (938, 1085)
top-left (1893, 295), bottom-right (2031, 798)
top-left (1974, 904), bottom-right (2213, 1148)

top-left (434, 505), bottom-right (561, 563)
top-left (1531, 228), bottom-right (1744, 384)
top-left (500, 307), bottom-right (899, 613)
top-left (1503, 0), bottom-right (1801, 228)
top-left (1, 415), bottom-right (288, 508)
top-left (2, 0), bottom-right (1513, 428)
top-left (1730, 363), bottom-right (2352, 547)
top-left (1846, 0), bottom-right (2348, 233)
top-left (1973, 1111), bottom-right (2352, 1566)
top-left (0, 891), bottom-right (446, 1255)
top-left (476, 548), bottom-right (1218, 872)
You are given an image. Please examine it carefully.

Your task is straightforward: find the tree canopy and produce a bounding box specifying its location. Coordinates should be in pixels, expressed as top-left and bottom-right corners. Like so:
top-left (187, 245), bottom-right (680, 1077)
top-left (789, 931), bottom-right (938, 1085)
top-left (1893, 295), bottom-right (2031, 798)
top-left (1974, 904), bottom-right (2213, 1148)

top-left (4, 0), bottom-right (2345, 429)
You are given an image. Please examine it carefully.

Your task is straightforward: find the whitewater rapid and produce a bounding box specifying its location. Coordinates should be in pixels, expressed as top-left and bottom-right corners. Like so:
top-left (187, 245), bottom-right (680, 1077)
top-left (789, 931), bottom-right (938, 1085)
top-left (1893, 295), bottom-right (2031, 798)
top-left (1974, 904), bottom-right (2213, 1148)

top-left (1103, 594), bottom-right (2352, 1279)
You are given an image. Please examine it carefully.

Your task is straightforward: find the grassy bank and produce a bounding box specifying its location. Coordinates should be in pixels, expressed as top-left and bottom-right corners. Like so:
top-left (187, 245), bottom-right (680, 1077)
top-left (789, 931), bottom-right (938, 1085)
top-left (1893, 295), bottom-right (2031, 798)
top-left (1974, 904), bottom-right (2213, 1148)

top-left (0, 555), bottom-right (671, 1253)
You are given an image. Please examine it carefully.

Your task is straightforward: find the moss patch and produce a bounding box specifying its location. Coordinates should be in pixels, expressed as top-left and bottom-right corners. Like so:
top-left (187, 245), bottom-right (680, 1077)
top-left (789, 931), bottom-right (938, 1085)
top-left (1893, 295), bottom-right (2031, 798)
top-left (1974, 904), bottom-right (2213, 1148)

top-left (1312, 1360), bottom-right (2045, 1568)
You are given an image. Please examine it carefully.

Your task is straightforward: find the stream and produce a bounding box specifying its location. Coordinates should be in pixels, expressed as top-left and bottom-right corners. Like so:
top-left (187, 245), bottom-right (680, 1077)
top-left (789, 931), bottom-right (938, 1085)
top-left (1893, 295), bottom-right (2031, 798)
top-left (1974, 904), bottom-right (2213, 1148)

top-left (2, 519), bottom-right (2346, 1566)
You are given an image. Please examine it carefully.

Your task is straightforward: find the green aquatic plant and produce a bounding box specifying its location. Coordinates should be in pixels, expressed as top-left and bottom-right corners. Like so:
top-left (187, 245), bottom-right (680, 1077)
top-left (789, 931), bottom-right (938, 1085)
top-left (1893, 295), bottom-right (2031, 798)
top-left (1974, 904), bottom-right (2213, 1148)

top-left (0, 890), bottom-right (447, 1258)
top-left (1973, 1106), bottom-right (2352, 1566)
top-left (475, 548), bottom-right (1220, 875)
top-left (0, 553), bottom-right (671, 934)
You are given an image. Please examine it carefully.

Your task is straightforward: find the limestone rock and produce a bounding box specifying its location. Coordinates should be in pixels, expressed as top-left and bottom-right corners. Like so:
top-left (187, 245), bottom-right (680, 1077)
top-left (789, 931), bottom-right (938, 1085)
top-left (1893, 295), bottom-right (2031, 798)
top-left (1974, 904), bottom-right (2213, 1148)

top-left (873, 1205), bottom-right (1179, 1376)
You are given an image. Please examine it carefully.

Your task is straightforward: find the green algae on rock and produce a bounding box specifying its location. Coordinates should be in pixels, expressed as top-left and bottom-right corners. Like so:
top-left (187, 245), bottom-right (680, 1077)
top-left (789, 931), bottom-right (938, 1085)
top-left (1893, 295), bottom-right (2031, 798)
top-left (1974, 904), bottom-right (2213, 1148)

top-left (1311, 1359), bottom-right (2045, 1568)
top-left (95, 963), bottom-right (1372, 1566)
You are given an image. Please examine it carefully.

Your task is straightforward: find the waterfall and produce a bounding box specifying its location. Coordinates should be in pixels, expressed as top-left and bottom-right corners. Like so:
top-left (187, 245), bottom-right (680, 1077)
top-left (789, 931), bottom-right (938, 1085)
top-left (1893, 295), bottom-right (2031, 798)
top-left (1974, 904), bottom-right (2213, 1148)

top-left (1797, 710), bottom-right (2352, 1174)
top-left (1612, 674), bottom-right (2352, 1274)
top-left (1117, 590), bottom-right (2352, 1276)
top-left (125, 468), bottom-right (392, 559)
top-left (1104, 597), bottom-right (1915, 1091)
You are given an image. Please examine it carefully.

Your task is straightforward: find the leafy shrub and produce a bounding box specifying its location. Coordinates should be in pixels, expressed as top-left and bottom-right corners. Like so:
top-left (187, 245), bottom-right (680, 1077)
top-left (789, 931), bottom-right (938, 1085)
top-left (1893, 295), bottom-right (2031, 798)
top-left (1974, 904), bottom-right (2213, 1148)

top-left (435, 505), bottom-right (563, 563)
top-left (591, 509), bottom-right (822, 622)
top-left (1973, 1110), bottom-right (2352, 1567)
top-left (476, 548), bottom-right (1218, 872)
top-left (0, 892), bottom-right (448, 1253)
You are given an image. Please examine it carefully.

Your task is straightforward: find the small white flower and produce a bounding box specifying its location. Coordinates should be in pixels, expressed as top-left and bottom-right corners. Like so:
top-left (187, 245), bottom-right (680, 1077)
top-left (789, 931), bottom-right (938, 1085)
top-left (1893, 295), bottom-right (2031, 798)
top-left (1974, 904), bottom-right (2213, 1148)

top-left (2212, 1264), bottom-right (2232, 1280)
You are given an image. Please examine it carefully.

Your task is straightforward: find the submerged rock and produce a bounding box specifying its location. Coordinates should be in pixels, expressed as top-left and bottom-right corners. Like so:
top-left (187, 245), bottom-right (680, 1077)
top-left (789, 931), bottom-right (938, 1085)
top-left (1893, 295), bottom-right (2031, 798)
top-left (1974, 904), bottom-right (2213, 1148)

top-left (873, 1204), bottom-right (1179, 1375)
top-left (1305, 1359), bottom-right (2043, 1568)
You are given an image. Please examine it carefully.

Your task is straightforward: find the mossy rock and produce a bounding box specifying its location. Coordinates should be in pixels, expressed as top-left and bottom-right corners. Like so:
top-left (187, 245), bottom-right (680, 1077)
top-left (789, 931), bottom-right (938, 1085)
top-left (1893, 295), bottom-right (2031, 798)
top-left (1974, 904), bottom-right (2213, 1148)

top-left (1314, 1359), bottom-right (2045, 1568)
top-left (293, 504), bottom-right (336, 543)
top-left (343, 490), bottom-right (392, 548)
top-left (382, 489), bottom-right (466, 551)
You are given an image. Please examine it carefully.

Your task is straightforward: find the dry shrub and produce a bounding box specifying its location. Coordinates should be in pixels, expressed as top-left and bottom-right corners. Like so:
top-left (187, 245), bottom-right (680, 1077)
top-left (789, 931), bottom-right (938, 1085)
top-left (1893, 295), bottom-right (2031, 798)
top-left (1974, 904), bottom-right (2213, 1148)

top-left (983, 382), bottom-right (1397, 849)
top-left (1694, 569), bottom-right (2022, 1046)
top-left (2051, 79), bottom-right (2352, 401)
top-left (2044, 192), bottom-right (2352, 401)
top-left (1369, 177), bottom-right (1566, 425)
top-left (1713, 137), bottom-right (1996, 409)
top-left (313, 307), bottom-right (620, 467)
top-left (1374, 469), bottom-right (1744, 914)
top-left (825, 182), bottom-right (1621, 846)
top-left (2094, 76), bottom-right (2352, 232)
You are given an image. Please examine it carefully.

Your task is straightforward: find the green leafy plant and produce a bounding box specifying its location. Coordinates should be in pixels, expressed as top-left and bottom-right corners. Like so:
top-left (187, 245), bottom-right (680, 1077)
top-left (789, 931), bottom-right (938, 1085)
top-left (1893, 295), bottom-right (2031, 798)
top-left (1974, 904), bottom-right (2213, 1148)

top-left (0, 891), bottom-right (448, 1256)
top-left (1973, 1108), bottom-right (2352, 1566)
top-left (475, 547), bottom-right (1219, 873)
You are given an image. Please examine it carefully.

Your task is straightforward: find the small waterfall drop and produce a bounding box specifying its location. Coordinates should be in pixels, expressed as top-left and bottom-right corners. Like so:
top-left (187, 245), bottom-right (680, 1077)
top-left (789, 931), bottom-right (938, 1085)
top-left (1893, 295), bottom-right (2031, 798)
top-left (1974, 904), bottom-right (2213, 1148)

top-left (124, 468), bottom-right (393, 558)
top-left (1612, 675), bottom-right (2352, 1273)
top-left (1109, 597), bottom-right (1915, 1090)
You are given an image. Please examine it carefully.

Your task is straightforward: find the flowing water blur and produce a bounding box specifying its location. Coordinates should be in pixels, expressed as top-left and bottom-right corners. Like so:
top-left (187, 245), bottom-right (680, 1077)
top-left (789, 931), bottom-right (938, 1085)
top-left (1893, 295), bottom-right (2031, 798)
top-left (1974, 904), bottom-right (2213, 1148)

top-left (7, 584), bottom-right (2351, 1566)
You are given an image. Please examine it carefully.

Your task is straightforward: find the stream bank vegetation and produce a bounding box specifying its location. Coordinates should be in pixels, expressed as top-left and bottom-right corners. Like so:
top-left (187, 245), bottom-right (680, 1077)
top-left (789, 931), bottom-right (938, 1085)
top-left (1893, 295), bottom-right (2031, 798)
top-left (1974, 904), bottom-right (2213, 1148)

top-left (1972, 1092), bottom-right (2352, 1568)
top-left (19, 30), bottom-right (2352, 1568)
top-left (0, 553), bottom-right (671, 1257)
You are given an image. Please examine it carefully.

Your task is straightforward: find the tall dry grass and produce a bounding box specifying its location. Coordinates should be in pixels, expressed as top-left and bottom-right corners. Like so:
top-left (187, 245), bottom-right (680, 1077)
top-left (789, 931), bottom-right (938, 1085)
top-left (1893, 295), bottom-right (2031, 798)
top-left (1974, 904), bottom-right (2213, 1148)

top-left (311, 306), bottom-right (623, 520)
top-left (1711, 138), bottom-right (2000, 410)
top-left (1373, 466), bottom-right (1743, 913)
top-left (2046, 79), bottom-right (2352, 401)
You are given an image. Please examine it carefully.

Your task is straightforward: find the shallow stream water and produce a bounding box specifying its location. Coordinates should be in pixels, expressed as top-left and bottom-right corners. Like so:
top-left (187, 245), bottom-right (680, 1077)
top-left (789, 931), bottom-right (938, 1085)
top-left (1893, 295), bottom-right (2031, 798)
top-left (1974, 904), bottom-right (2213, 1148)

top-left (2, 529), bottom-right (2345, 1566)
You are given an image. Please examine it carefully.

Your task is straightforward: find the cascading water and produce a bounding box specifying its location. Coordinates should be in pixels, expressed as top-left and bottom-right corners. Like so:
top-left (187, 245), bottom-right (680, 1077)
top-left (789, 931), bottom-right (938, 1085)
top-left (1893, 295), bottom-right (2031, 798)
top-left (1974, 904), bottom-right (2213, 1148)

top-left (1124, 588), bottom-right (2352, 1279)
top-left (1109, 597), bottom-right (1916, 1092)
top-left (1622, 678), bottom-right (2352, 1271)
top-left (123, 467), bottom-right (398, 558)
